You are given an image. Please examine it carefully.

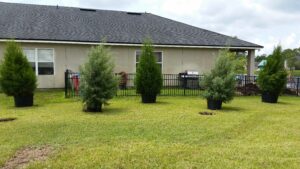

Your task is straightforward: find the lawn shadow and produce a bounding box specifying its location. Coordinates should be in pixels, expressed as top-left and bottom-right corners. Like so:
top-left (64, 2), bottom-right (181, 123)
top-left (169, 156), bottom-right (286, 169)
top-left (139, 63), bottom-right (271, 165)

top-left (5, 104), bottom-right (40, 110)
top-left (276, 101), bottom-right (293, 105)
top-left (136, 101), bottom-right (170, 105)
top-left (150, 101), bottom-right (170, 105)
top-left (0, 117), bottom-right (17, 122)
top-left (85, 107), bottom-right (129, 116)
top-left (218, 106), bottom-right (245, 112)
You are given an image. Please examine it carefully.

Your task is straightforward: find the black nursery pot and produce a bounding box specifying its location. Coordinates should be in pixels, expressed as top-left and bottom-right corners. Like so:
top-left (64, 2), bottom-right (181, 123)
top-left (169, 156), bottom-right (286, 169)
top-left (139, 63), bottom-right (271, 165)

top-left (207, 99), bottom-right (222, 110)
top-left (141, 94), bottom-right (157, 103)
top-left (261, 92), bottom-right (279, 103)
top-left (14, 94), bottom-right (34, 107)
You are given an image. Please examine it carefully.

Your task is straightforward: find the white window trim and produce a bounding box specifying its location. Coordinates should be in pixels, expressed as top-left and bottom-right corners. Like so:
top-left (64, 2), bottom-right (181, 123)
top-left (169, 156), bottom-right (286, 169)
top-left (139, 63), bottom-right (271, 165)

top-left (135, 50), bottom-right (163, 72)
top-left (23, 48), bottom-right (55, 76)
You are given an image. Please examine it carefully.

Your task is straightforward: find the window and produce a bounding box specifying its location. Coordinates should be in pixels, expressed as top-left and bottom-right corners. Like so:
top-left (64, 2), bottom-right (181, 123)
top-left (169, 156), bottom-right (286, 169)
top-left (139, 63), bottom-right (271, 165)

top-left (135, 51), bottom-right (162, 71)
top-left (37, 49), bottom-right (54, 75)
top-left (23, 48), bottom-right (54, 75)
top-left (23, 49), bottom-right (36, 72)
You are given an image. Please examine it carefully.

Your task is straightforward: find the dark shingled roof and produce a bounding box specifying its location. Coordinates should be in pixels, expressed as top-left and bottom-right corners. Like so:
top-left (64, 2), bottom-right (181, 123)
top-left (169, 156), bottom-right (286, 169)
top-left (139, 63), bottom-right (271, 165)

top-left (0, 2), bottom-right (263, 48)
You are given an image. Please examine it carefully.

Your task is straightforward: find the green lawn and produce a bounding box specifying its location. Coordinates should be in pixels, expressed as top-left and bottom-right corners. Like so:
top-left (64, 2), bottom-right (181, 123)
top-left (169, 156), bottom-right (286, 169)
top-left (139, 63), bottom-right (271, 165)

top-left (291, 70), bottom-right (300, 77)
top-left (0, 91), bottom-right (300, 169)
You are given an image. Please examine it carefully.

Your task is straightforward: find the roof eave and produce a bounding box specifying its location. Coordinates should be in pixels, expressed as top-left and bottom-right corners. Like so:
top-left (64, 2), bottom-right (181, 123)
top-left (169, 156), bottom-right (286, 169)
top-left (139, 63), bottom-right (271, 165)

top-left (0, 39), bottom-right (263, 50)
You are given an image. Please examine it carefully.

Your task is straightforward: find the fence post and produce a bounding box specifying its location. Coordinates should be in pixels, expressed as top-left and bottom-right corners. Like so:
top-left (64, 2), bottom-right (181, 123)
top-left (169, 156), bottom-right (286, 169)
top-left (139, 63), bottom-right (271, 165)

top-left (244, 75), bottom-right (247, 95)
top-left (297, 77), bottom-right (300, 96)
top-left (64, 69), bottom-right (68, 98)
top-left (184, 75), bottom-right (186, 96)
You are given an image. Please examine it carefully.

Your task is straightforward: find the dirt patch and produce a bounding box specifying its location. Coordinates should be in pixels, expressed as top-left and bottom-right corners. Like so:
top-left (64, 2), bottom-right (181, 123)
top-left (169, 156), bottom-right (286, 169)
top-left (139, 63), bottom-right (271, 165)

top-left (0, 118), bottom-right (17, 123)
top-left (236, 83), bottom-right (260, 96)
top-left (199, 112), bottom-right (215, 115)
top-left (2, 146), bottom-right (53, 169)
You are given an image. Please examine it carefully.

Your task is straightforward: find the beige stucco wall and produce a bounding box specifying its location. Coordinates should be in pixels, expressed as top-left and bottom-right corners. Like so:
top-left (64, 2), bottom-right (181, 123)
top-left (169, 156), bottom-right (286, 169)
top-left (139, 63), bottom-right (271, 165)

top-left (0, 42), bottom-right (220, 88)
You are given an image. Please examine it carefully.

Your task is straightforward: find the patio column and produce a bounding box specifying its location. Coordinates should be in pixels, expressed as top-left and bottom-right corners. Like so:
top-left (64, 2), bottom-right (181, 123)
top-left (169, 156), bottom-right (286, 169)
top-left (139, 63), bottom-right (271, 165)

top-left (247, 49), bottom-right (255, 76)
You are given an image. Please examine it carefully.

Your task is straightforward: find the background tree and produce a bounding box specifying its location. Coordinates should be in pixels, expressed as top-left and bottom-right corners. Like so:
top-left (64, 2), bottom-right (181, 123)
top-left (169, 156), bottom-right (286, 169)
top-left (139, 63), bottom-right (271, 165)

top-left (257, 46), bottom-right (287, 103)
top-left (228, 52), bottom-right (246, 74)
top-left (0, 40), bottom-right (37, 107)
top-left (201, 49), bottom-right (236, 109)
top-left (282, 48), bottom-right (300, 74)
top-left (79, 45), bottom-right (118, 112)
top-left (135, 40), bottom-right (162, 103)
top-left (255, 54), bottom-right (267, 63)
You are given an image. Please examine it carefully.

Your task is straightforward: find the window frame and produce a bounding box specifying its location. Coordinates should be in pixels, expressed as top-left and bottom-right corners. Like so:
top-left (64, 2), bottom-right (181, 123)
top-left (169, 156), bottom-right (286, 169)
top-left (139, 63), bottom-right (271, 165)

top-left (23, 48), bottom-right (55, 76)
top-left (135, 50), bottom-right (163, 72)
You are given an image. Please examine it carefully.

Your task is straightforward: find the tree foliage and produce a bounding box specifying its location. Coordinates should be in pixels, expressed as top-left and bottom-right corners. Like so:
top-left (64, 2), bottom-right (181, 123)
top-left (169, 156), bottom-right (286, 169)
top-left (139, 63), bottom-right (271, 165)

top-left (79, 45), bottom-right (118, 112)
top-left (201, 49), bottom-right (236, 102)
top-left (257, 46), bottom-right (287, 95)
top-left (0, 40), bottom-right (36, 96)
top-left (228, 52), bottom-right (246, 74)
top-left (135, 40), bottom-right (162, 96)
top-left (282, 48), bottom-right (300, 71)
top-left (255, 54), bottom-right (267, 63)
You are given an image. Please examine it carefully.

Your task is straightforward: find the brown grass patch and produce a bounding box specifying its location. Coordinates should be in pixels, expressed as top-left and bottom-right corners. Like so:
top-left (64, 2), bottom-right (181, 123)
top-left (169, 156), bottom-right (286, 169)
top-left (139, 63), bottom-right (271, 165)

top-left (2, 146), bottom-right (53, 169)
top-left (199, 112), bottom-right (215, 115)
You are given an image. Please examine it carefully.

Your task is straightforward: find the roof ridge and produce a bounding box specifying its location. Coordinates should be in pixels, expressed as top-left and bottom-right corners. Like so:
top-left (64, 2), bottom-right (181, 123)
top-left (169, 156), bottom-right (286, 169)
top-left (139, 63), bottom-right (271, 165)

top-left (0, 1), bottom-right (142, 14)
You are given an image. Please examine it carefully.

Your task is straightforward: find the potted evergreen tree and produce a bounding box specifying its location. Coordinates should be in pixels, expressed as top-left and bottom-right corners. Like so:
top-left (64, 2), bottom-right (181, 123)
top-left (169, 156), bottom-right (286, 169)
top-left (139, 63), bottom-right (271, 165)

top-left (201, 50), bottom-right (236, 110)
top-left (257, 46), bottom-right (287, 103)
top-left (79, 44), bottom-right (118, 112)
top-left (0, 41), bottom-right (37, 107)
top-left (135, 40), bottom-right (162, 103)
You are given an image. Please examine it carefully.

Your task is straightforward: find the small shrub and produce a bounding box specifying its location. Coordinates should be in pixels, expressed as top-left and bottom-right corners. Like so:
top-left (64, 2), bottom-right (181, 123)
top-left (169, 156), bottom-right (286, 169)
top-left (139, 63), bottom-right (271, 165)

top-left (0, 41), bottom-right (37, 97)
top-left (135, 40), bottom-right (162, 103)
top-left (257, 46), bottom-right (287, 102)
top-left (201, 49), bottom-right (236, 104)
top-left (79, 45), bottom-right (118, 112)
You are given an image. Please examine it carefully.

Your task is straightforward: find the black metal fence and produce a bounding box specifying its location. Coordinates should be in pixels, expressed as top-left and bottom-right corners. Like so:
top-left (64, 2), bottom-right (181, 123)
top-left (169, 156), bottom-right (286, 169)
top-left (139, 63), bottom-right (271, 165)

top-left (65, 69), bottom-right (300, 98)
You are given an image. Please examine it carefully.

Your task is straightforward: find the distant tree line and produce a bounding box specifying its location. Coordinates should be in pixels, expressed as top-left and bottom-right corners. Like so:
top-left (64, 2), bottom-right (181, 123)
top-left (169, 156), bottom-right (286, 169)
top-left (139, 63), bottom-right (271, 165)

top-left (256, 47), bottom-right (300, 71)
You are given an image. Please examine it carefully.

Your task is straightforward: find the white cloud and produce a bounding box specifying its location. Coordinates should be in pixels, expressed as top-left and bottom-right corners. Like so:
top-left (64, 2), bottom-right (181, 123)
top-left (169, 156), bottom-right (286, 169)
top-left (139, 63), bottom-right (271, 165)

top-left (283, 33), bottom-right (297, 48)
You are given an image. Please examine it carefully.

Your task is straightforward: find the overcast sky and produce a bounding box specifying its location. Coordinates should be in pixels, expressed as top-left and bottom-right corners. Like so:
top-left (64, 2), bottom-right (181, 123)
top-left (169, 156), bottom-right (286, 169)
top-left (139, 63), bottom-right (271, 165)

top-left (2, 0), bottom-right (300, 55)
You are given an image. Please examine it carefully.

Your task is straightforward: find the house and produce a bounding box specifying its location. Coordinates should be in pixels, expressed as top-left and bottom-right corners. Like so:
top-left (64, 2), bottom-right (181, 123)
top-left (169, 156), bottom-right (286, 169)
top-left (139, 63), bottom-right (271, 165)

top-left (0, 2), bottom-right (263, 88)
top-left (257, 60), bottom-right (267, 70)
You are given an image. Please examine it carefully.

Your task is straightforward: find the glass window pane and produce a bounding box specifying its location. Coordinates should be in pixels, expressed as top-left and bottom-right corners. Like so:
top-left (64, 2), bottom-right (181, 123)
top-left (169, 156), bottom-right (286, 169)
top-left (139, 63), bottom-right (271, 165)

top-left (154, 52), bottom-right (162, 62)
top-left (23, 49), bottom-right (35, 62)
top-left (38, 62), bottom-right (54, 75)
top-left (38, 49), bottom-right (53, 62)
top-left (136, 51), bottom-right (141, 63)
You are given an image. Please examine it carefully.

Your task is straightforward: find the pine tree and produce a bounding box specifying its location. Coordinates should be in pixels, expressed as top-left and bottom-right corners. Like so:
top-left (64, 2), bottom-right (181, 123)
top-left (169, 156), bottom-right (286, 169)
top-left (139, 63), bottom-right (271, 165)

top-left (79, 45), bottom-right (118, 112)
top-left (201, 49), bottom-right (236, 109)
top-left (0, 41), bottom-right (36, 99)
top-left (258, 46), bottom-right (287, 103)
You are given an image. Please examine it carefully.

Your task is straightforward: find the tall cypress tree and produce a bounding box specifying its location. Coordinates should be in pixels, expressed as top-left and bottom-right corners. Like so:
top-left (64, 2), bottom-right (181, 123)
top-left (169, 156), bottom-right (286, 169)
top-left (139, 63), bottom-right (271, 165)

top-left (135, 40), bottom-right (162, 103)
